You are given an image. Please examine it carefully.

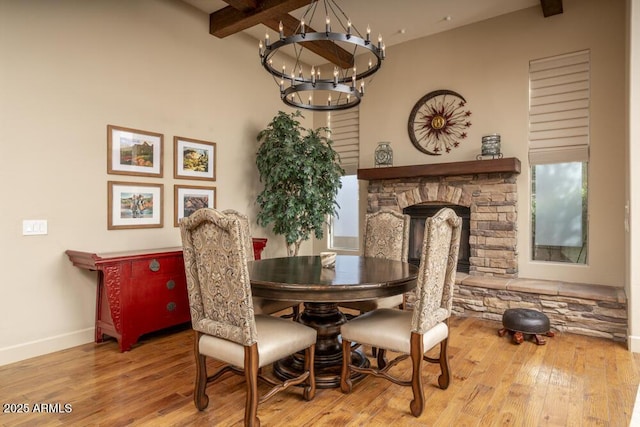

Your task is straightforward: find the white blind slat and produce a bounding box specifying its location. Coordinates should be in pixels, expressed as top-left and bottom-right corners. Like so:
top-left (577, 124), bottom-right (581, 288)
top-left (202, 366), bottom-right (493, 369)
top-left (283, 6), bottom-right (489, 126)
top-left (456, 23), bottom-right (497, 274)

top-left (530, 71), bottom-right (589, 89)
top-left (529, 90), bottom-right (589, 107)
top-left (529, 109), bottom-right (588, 124)
top-left (529, 51), bottom-right (590, 71)
top-left (531, 81), bottom-right (589, 98)
top-left (530, 135), bottom-right (589, 149)
top-left (529, 99), bottom-right (589, 115)
top-left (529, 146), bottom-right (589, 164)
top-left (529, 117), bottom-right (589, 132)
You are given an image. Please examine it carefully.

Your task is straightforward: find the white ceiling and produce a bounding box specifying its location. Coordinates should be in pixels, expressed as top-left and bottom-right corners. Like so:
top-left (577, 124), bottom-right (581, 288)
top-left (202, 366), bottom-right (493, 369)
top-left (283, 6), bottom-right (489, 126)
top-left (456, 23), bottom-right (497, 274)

top-left (182, 0), bottom-right (541, 47)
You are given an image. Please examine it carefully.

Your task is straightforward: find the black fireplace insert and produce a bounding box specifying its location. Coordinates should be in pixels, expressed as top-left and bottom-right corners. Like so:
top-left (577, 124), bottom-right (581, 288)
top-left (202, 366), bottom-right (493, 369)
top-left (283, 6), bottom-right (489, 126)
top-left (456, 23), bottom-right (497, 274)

top-left (403, 204), bottom-right (470, 273)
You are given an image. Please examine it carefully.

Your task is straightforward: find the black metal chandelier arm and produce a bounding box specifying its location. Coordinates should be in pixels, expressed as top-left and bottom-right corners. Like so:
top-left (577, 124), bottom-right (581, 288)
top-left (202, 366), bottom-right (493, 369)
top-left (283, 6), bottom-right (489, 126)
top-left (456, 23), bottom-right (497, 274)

top-left (260, 32), bottom-right (384, 83)
top-left (281, 82), bottom-right (362, 111)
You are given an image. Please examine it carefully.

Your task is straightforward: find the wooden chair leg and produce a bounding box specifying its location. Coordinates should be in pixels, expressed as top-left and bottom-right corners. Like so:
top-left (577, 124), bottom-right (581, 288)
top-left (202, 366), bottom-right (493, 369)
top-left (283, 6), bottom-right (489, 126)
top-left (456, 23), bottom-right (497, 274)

top-left (244, 344), bottom-right (260, 427)
top-left (303, 344), bottom-right (316, 401)
top-left (340, 338), bottom-right (353, 393)
top-left (436, 337), bottom-right (450, 389)
top-left (193, 332), bottom-right (209, 411)
top-left (409, 333), bottom-right (425, 417)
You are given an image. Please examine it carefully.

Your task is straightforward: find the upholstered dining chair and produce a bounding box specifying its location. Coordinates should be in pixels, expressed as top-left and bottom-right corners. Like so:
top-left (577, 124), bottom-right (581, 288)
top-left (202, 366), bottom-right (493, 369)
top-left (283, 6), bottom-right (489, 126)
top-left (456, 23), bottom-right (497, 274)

top-left (339, 209), bottom-right (410, 313)
top-left (222, 209), bottom-right (301, 319)
top-left (339, 207), bottom-right (461, 417)
top-left (180, 208), bottom-right (316, 426)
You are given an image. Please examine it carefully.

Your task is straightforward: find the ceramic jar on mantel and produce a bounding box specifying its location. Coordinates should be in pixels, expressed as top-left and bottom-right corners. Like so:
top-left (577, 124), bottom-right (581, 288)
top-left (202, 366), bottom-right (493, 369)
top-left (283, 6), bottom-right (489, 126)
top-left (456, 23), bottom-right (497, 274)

top-left (374, 142), bottom-right (393, 167)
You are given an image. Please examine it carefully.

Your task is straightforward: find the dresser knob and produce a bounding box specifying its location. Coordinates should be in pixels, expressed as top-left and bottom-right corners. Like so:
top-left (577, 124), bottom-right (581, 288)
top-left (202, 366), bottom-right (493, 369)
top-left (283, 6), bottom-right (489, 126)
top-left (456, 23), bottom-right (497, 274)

top-left (166, 280), bottom-right (175, 290)
top-left (167, 302), bottom-right (176, 312)
top-left (149, 259), bottom-right (160, 272)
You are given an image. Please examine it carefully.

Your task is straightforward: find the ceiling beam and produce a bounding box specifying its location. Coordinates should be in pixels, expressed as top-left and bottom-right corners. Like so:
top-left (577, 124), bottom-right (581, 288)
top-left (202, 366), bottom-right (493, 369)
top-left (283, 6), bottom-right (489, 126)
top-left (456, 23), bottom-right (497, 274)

top-left (540, 0), bottom-right (563, 17)
top-left (210, 0), bottom-right (314, 38)
top-left (210, 0), bottom-right (355, 69)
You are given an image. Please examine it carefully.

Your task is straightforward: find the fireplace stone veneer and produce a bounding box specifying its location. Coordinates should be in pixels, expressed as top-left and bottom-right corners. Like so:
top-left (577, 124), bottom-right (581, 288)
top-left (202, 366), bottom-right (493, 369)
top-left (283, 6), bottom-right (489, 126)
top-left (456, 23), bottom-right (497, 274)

top-left (359, 158), bottom-right (521, 278)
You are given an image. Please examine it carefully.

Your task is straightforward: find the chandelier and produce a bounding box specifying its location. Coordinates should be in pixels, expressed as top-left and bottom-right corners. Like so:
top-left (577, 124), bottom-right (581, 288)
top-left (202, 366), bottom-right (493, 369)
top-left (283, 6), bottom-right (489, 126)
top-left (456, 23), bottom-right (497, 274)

top-left (258, 0), bottom-right (385, 111)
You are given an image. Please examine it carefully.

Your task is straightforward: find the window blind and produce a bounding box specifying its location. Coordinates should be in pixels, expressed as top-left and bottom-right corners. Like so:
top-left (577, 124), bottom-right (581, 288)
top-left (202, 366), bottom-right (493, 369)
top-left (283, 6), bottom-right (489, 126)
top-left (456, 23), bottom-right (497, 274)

top-left (529, 50), bottom-right (590, 165)
top-left (328, 108), bottom-right (359, 173)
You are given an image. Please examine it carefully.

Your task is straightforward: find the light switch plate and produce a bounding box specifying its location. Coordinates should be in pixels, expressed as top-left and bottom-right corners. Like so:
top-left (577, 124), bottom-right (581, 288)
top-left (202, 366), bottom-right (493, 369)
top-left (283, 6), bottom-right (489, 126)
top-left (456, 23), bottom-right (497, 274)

top-left (23, 219), bottom-right (48, 235)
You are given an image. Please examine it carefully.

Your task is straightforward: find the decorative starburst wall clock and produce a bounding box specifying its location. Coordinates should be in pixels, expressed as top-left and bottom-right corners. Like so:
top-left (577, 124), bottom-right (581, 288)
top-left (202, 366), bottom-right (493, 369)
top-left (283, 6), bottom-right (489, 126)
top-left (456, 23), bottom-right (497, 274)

top-left (407, 89), bottom-right (472, 155)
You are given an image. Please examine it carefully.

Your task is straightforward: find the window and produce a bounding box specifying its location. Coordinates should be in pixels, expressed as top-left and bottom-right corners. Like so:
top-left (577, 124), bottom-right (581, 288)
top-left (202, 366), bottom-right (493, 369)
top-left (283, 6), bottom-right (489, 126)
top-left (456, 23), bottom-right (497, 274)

top-left (532, 162), bottom-right (588, 263)
top-left (328, 109), bottom-right (359, 251)
top-left (529, 50), bottom-right (590, 264)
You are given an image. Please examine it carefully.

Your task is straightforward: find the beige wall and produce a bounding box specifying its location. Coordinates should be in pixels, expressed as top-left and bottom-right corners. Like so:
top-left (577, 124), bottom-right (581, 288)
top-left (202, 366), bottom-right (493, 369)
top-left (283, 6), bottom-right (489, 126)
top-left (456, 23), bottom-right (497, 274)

top-left (359, 0), bottom-right (627, 286)
top-left (0, 0), bottom-right (308, 365)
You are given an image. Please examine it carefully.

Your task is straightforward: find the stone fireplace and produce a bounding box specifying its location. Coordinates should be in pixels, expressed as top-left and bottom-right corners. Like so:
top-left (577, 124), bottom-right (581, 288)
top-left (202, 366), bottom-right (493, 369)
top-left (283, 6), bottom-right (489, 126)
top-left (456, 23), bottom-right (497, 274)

top-left (357, 158), bottom-right (628, 342)
top-left (358, 157), bottom-right (521, 278)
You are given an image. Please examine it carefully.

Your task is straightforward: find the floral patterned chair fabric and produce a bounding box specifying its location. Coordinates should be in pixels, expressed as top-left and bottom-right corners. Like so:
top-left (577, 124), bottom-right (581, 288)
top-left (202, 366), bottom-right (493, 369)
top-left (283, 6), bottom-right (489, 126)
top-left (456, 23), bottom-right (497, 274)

top-left (340, 209), bottom-right (410, 312)
top-left (180, 208), bottom-right (316, 426)
top-left (339, 207), bottom-right (462, 418)
top-left (222, 209), bottom-right (301, 317)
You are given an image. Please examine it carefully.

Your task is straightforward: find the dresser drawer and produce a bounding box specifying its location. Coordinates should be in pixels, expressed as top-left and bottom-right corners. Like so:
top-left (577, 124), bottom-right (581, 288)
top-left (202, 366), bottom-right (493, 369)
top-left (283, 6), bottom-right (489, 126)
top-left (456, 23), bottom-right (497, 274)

top-left (131, 274), bottom-right (190, 330)
top-left (131, 255), bottom-right (183, 277)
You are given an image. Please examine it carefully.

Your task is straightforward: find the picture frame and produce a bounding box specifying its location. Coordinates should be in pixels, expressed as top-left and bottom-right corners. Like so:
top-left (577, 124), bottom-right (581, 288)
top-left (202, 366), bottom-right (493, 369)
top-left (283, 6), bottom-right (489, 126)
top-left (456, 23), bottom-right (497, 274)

top-left (108, 181), bottom-right (163, 230)
top-left (107, 125), bottom-right (163, 177)
top-left (174, 184), bottom-right (216, 226)
top-left (174, 136), bottom-right (216, 181)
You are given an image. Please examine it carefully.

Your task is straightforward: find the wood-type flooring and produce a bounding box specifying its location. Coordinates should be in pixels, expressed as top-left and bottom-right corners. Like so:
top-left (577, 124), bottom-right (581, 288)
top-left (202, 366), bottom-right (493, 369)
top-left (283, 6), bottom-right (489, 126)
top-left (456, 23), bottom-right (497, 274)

top-left (1, 316), bottom-right (638, 426)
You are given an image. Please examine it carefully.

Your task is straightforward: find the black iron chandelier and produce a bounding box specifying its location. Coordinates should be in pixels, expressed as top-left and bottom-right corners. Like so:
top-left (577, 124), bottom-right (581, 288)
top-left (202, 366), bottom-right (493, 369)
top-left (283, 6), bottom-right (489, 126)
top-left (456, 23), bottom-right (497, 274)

top-left (258, 0), bottom-right (385, 111)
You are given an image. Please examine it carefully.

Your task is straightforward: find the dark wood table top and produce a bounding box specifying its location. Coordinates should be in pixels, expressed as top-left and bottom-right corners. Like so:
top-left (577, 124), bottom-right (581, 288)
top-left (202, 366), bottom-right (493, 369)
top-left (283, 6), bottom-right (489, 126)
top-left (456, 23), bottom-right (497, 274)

top-left (247, 255), bottom-right (418, 303)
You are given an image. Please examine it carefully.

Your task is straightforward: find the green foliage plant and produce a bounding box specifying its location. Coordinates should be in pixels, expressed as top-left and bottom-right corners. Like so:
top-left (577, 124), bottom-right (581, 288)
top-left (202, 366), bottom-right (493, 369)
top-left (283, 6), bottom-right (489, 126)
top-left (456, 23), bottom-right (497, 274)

top-left (256, 110), bottom-right (344, 256)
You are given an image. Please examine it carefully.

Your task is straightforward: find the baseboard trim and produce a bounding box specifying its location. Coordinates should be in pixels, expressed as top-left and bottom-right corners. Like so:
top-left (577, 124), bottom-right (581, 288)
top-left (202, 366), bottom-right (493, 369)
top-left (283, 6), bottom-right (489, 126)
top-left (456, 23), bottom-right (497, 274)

top-left (629, 335), bottom-right (640, 353)
top-left (0, 328), bottom-right (95, 366)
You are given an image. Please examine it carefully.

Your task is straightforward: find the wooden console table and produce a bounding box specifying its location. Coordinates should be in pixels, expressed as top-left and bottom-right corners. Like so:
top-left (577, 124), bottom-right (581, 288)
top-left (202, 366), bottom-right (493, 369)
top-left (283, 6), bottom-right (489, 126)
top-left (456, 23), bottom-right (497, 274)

top-left (66, 239), bottom-right (268, 352)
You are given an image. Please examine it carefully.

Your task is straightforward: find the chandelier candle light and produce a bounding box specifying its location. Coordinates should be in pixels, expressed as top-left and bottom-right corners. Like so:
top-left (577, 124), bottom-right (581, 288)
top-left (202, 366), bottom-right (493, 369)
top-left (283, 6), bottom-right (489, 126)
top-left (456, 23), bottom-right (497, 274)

top-left (258, 0), bottom-right (385, 111)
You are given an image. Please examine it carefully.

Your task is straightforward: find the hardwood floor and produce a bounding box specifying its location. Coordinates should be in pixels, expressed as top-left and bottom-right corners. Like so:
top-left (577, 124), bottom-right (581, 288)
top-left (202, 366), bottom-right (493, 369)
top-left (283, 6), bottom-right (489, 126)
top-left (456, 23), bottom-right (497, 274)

top-left (1, 316), bottom-right (639, 426)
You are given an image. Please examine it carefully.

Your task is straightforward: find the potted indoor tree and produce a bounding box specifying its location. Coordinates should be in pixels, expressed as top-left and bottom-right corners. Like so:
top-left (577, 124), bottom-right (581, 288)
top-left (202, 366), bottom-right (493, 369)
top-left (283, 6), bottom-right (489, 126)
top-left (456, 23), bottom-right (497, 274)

top-left (256, 110), bottom-right (344, 256)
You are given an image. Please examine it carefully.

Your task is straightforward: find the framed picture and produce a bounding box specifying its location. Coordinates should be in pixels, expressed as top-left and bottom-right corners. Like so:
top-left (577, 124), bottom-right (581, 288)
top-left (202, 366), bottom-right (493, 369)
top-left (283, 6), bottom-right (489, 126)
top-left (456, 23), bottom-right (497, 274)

top-left (174, 136), bottom-right (216, 181)
top-left (174, 184), bottom-right (216, 226)
top-left (107, 125), bottom-right (163, 177)
top-left (108, 181), bottom-right (163, 230)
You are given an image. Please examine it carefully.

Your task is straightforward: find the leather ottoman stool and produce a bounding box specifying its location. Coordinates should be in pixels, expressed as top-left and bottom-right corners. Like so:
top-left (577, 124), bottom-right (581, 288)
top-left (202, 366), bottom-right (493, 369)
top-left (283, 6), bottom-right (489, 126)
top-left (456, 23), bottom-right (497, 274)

top-left (498, 308), bottom-right (555, 345)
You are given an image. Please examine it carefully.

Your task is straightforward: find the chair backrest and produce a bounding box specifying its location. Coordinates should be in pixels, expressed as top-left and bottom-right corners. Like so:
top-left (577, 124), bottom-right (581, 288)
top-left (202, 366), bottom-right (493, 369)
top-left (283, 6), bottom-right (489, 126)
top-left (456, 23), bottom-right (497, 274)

top-left (222, 209), bottom-right (255, 261)
top-left (411, 207), bottom-right (462, 334)
top-left (363, 210), bottom-right (410, 262)
top-left (179, 208), bottom-right (257, 346)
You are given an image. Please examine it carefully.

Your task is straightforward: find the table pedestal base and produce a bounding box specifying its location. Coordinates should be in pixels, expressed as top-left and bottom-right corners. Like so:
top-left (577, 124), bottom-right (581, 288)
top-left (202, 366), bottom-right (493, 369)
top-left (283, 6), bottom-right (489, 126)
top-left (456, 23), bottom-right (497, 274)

top-left (273, 302), bottom-right (369, 389)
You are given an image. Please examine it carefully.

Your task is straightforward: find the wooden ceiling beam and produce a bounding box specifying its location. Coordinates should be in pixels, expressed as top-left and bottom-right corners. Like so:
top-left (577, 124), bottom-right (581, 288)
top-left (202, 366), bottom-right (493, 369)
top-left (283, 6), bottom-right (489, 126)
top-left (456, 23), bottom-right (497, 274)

top-left (211, 0), bottom-right (354, 69)
top-left (540, 0), bottom-right (563, 17)
top-left (210, 0), bottom-right (314, 38)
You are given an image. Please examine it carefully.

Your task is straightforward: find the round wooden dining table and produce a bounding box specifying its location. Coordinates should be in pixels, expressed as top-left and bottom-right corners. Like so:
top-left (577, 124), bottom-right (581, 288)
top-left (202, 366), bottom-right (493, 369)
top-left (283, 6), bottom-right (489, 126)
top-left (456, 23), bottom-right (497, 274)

top-left (247, 255), bottom-right (419, 388)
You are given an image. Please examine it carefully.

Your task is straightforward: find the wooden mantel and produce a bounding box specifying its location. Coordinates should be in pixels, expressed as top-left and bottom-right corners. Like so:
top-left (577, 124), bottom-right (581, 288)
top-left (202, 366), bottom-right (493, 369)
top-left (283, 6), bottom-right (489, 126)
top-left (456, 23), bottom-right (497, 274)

top-left (357, 157), bottom-right (521, 181)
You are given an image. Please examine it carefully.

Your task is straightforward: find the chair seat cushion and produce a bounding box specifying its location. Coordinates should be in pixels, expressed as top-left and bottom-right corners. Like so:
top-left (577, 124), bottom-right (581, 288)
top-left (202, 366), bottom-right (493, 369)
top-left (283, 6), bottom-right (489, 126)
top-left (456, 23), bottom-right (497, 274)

top-left (199, 315), bottom-right (317, 368)
top-left (341, 308), bottom-right (448, 354)
top-left (339, 295), bottom-right (403, 312)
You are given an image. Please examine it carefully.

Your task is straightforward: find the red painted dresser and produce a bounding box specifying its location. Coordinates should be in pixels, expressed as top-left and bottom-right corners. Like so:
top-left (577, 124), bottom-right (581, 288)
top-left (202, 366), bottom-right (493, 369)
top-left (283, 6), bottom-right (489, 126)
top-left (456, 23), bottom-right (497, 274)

top-left (66, 239), bottom-right (267, 352)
